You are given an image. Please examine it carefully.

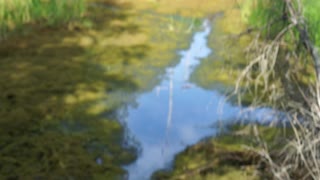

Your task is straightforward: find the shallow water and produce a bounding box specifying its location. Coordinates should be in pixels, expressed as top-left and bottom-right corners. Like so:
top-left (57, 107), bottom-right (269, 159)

top-left (0, 1), bottom-right (290, 179)
top-left (123, 20), bottom-right (218, 179)
top-left (122, 20), bottom-right (284, 180)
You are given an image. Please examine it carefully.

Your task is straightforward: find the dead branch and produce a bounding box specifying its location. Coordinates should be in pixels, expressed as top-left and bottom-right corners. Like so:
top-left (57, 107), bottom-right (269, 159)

top-left (233, 1), bottom-right (320, 179)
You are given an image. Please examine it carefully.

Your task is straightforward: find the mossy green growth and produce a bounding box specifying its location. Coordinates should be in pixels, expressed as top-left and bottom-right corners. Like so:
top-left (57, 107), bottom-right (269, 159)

top-left (0, 0), bottom-right (213, 178)
top-left (152, 125), bottom-right (293, 180)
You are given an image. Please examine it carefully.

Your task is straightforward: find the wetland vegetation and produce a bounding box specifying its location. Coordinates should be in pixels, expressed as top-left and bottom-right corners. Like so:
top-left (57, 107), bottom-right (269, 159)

top-left (1, 0), bottom-right (320, 179)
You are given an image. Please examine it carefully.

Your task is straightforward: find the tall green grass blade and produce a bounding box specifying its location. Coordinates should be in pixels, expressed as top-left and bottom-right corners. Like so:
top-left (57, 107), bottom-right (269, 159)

top-left (0, 0), bottom-right (85, 38)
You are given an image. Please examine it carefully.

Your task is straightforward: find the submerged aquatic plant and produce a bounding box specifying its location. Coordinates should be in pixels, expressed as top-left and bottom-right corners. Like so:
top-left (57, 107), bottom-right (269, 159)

top-left (0, 0), bottom-right (85, 38)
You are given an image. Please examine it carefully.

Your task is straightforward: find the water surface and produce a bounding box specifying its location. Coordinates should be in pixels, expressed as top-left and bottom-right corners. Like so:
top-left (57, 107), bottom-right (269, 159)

top-left (122, 19), bottom-right (283, 180)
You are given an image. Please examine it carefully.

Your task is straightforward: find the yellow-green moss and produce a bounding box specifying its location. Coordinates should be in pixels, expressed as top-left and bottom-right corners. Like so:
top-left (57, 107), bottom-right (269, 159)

top-left (190, 10), bottom-right (252, 90)
top-left (152, 125), bottom-right (293, 180)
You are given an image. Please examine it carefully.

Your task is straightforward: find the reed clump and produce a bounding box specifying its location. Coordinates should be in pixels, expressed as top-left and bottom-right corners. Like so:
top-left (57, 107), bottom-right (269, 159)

top-left (0, 0), bottom-right (85, 38)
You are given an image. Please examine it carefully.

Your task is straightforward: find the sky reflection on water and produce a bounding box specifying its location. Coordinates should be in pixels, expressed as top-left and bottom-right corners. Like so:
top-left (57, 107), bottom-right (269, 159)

top-left (122, 20), bottom-right (285, 180)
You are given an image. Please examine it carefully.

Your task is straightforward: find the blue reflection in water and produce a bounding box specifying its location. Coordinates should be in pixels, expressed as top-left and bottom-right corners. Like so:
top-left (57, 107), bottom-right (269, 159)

top-left (123, 20), bottom-right (284, 180)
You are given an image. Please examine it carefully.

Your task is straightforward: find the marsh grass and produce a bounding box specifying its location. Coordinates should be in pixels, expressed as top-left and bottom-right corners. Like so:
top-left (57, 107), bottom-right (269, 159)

top-left (304, 0), bottom-right (320, 46)
top-left (236, 0), bottom-right (320, 179)
top-left (0, 0), bottom-right (85, 38)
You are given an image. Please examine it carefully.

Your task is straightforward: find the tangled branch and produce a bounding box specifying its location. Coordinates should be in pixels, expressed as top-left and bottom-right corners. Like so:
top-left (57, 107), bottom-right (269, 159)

top-left (234, 0), bottom-right (320, 179)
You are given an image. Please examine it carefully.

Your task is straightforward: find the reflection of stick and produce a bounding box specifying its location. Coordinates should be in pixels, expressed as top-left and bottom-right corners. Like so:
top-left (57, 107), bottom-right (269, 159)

top-left (184, 52), bottom-right (190, 82)
top-left (162, 71), bottom-right (174, 155)
top-left (186, 18), bottom-right (195, 33)
top-left (167, 76), bottom-right (173, 130)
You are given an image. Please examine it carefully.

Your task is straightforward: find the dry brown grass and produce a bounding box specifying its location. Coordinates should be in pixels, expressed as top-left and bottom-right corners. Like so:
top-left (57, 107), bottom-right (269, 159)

top-left (234, 0), bottom-right (320, 179)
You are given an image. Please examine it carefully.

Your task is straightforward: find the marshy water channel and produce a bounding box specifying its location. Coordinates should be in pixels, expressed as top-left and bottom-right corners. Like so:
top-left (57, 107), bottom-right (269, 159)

top-left (121, 19), bottom-right (284, 180)
top-left (0, 1), bottom-right (287, 179)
